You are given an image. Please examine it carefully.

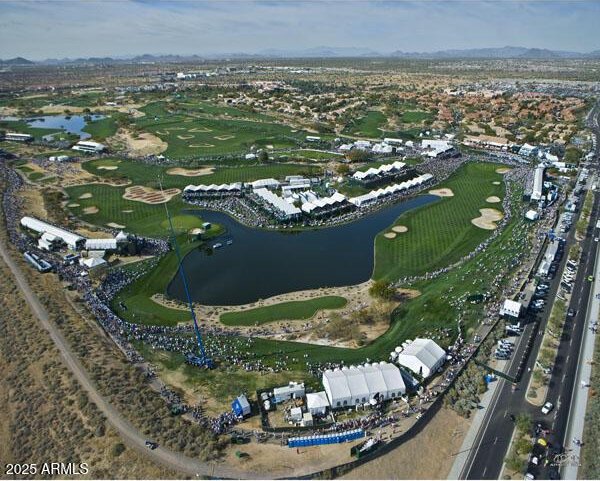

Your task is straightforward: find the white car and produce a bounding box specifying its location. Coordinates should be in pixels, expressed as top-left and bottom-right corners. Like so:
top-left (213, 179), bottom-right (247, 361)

top-left (541, 401), bottom-right (554, 415)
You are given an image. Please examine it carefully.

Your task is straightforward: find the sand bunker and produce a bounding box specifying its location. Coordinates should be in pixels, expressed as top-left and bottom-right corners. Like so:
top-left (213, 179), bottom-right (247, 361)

top-left (67, 203), bottom-right (80, 208)
top-left (471, 208), bottom-right (503, 230)
top-left (107, 222), bottom-right (126, 229)
top-left (429, 188), bottom-right (454, 197)
top-left (123, 185), bottom-right (180, 204)
top-left (492, 181), bottom-right (501, 185)
top-left (495, 167), bottom-right (512, 174)
top-left (116, 129), bottom-right (167, 156)
top-left (166, 167), bottom-right (215, 177)
top-left (97, 165), bottom-right (118, 171)
top-left (177, 135), bottom-right (194, 140)
top-left (78, 192), bottom-right (92, 199)
top-left (83, 206), bottom-right (99, 214)
top-left (392, 225), bottom-right (408, 233)
top-left (122, 209), bottom-right (133, 213)
top-left (486, 196), bottom-right (501, 203)
top-left (214, 135), bottom-right (235, 141)
top-left (189, 143), bottom-right (215, 148)
top-left (189, 127), bottom-right (213, 133)
top-left (384, 232), bottom-right (397, 239)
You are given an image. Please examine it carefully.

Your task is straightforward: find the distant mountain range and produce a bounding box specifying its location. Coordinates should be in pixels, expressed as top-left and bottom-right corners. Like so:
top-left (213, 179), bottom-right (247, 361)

top-left (2, 46), bottom-right (600, 65)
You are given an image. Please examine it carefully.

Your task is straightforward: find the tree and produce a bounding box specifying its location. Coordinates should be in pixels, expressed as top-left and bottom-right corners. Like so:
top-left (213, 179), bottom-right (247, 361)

top-left (336, 163), bottom-right (350, 175)
top-left (347, 149), bottom-right (371, 163)
top-left (258, 150), bottom-right (269, 163)
top-left (515, 412), bottom-right (532, 433)
top-left (369, 280), bottom-right (395, 300)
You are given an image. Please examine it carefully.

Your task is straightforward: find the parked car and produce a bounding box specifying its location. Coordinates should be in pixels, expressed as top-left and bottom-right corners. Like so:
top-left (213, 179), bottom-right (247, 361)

top-left (567, 308), bottom-right (576, 317)
top-left (541, 401), bottom-right (554, 415)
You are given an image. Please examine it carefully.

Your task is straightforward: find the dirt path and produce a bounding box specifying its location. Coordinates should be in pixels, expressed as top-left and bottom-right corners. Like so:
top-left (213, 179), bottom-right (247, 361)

top-left (0, 240), bottom-right (258, 479)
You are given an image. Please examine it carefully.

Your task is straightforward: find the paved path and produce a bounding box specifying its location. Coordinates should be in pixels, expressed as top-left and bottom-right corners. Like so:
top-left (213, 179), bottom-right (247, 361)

top-left (562, 232), bottom-right (600, 479)
top-left (0, 240), bottom-right (257, 479)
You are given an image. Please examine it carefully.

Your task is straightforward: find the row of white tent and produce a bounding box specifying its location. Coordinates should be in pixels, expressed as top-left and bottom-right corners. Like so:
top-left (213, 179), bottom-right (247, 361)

top-left (183, 183), bottom-right (243, 193)
top-left (352, 161), bottom-right (406, 181)
top-left (301, 192), bottom-right (347, 214)
top-left (349, 173), bottom-right (434, 207)
top-left (253, 188), bottom-right (301, 217)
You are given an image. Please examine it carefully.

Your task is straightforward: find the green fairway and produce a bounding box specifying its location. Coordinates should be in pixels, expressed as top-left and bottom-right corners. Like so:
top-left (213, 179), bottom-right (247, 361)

top-left (136, 101), bottom-right (307, 159)
top-left (81, 158), bottom-right (322, 190)
top-left (0, 119), bottom-right (62, 140)
top-left (401, 110), bottom-right (434, 124)
top-left (279, 149), bottom-right (343, 161)
top-left (220, 296), bottom-right (348, 326)
top-left (373, 162), bottom-right (505, 281)
top-left (82, 115), bottom-right (118, 140)
top-left (343, 111), bottom-right (386, 137)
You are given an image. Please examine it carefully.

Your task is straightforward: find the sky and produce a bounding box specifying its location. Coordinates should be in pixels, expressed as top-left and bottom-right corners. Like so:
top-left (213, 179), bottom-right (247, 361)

top-left (1, 0), bottom-right (599, 60)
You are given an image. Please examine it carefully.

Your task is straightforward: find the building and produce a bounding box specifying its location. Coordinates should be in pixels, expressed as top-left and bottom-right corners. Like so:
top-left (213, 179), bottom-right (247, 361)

top-left (273, 382), bottom-right (305, 403)
top-left (249, 178), bottom-right (280, 190)
top-left (183, 183), bottom-right (242, 198)
top-left (306, 136), bottom-right (321, 142)
top-left (80, 257), bottom-right (107, 269)
top-left (49, 155), bottom-right (70, 162)
top-left (396, 338), bottom-right (446, 379)
top-left (348, 173), bottom-right (433, 207)
top-left (322, 362), bottom-right (406, 409)
top-left (306, 391), bottom-right (330, 416)
top-left (525, 210), bottom-right (539, 221)
top-left (72, 140), bottom-right (106, 153)
top-left (4, 132), bottom-right (33, 142)
top-left (421, 139), bottom-right (455, 158)
top-left (20, 216), bottom-right (85, 250)
top-left (519, 143), bottom-right (538, 157)
top-left (231, 395), bottom-right (251, 418)
top-left (85, 238), bottom-right (118, 251)
top-left (383, 138), bottom-right (403, 146)
top-left (531, 166), bottom-right (545, 202)
top-left (500, 299), bottom-right (522, 319)
top-left (253, 188), bottom-right (301, 221)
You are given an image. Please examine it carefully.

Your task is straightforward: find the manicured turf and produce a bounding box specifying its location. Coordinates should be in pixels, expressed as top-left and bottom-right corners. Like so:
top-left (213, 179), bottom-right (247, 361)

top-left (220, 296), bottom-right (348, 326)
top-left (82, 115), bottom-right (118, 140)
top-left (0, 120), bottom-right (61, 140)
top-left (373, 162), bottom-right (505, 281)
top-left (280, 149), bottom-right (343, 161)
top-left (81, 158), bottom-right (322, 190)
top-left (64, 183), bottom-right (200, 237)
top-left (136, 101), bottom-right (307, 159)
top-left (401, 110), bottom-right (434, 123)
top-left (343, 111), bottom-right (386, 137)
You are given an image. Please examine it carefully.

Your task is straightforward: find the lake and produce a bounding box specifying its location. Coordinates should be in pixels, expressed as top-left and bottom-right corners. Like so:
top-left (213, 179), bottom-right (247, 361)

top-left (26, 114), bottom-right (104, 139)
top-left (167, 194), bottom-right (438, 306)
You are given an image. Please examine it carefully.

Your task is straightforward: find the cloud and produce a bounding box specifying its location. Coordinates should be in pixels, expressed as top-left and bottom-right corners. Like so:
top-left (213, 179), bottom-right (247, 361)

top-left (0, 0), bottom-right (598, 59)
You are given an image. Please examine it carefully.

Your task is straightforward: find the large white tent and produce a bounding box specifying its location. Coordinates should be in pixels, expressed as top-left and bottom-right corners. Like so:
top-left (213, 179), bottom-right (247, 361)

top-left (21, 216), bottom-right (85, 250)
top-left (306, 391), bottom-right (330, 416)
top-left (396, 338), bottom-right (446, 378)
top-left (322, 362), bottom-right (406, 409)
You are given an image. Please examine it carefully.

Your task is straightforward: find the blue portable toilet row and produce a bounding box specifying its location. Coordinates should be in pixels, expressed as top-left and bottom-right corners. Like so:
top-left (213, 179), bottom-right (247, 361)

top-left (288, 429), bottom-right (364, 448)
top-left (231, 394), bottom-right (251, 418)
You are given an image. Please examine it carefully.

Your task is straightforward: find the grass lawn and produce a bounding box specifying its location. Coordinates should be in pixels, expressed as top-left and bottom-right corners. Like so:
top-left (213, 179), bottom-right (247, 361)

top-left (343, 111), bottom-right (386, 138)
top-left (81, 158), bottom-right (322, 190)
top-left (280, 149), bottom-right (343, 161)
top-left (0, 119), bottom-right (62, 140)
top-left (401, 110), bottom-right (434, 124)
top-left (64, 183), bottom-right (203, 237)
top-left (120, 174), bottom-right (532, 373)
top-left (136, 101), bottom-right (307, 159)
top-left (373, 162), bottom-right (505, 281)
top-left (220, 296), bottom-right (347, 326)
top-left (82, 115), bottom-right (118, 140)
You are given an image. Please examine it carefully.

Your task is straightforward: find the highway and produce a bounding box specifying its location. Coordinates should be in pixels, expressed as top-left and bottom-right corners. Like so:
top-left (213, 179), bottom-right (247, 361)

top-left (461, 102), bottom-right (600, 480)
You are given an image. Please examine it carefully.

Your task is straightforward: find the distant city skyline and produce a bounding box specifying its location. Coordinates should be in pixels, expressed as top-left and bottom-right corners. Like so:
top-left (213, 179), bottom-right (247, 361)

top-left (1, 0), bottom-right (599, 60)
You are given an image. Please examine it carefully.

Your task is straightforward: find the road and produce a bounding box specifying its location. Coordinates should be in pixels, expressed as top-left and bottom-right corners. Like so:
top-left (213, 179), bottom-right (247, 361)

top-left (460, 102), bottom-right (600, 480)
top-left (0, 240), bottom-right (256, 480)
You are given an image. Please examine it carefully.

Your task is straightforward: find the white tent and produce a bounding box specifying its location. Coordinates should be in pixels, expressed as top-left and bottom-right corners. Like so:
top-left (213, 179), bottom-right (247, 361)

top-left (306, 391), bottom-right (330, 416)
top-left (85, 238), bottom-right (118, 251)
top-left (322, 362), bottom-right (405, 409)
top-left (500, 299), bottom-right (522, 319)
top-left (80, 257), bottom-right (107, 269)
top-left (396, 338), bottom-right (446, 378)
top-left (21, 216), bottom-right (85, 250)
